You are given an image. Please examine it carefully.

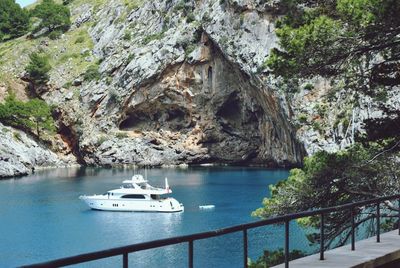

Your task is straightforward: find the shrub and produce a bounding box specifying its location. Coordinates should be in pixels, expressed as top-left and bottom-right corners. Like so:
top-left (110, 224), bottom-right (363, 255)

top-left (202, 12), bottom-right (212, 23)
top-left (142, 32), bottom-right (165, 45)
top-left (13, 132), bottom-right (22, 141)
top-left (297, 114), bottom-right (308, 124)
top-left (312, 121), bottom-right (323, 133)
top-left (249, 249), bottom-right (305, 268)
top-left (75, 36), bottom-right (85, 43)
top-left (315, 103), bottom-right (327, 117)
top-left (123, 0), bottom-right (143, 12)
top-left (116, 132), bottom-right (128, 139)
top-left (173, 1), bottom-right (185, 12)
top-left (374, 90), bottom-right (388, 102)
top-left (25, 52), bottom-right (51, 84)
top-left (184, 44), bottom-right (196, 56)
top-left (105, 76), bottom-right (112, 85)
top-left (63, 81), bottom-right (72, 89)
top-left (97, 135), bottom-right (107, 146)
top-left (108, 88), bottom-right (120, 103)
top-left (127, 53), bottom-right (135, 63)
top-left (123, 31), bottom-right (131, 41)
top-left (186, 13), bottom-right (195, 23)
top-left (303, 83), bottom-right (314, 91)
top-left (83, 64), bottom-right (100, 81)
top-left (48, 30), bottom-right (62, 40)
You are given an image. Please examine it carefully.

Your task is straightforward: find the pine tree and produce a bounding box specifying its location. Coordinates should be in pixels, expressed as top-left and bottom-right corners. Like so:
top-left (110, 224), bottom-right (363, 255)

top-left (32, 0), bottom-right (71, 32)
top-left (26, 52), bottom-right (51, 84)
top-left (0, 93), bottom-right (55, 138)
top-left (0, 0), bottom-right (29, 40)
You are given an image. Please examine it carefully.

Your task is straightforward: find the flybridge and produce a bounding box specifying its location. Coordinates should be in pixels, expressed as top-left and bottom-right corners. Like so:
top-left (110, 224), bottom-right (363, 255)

top-left (24, 194), bottom-right (400, 268)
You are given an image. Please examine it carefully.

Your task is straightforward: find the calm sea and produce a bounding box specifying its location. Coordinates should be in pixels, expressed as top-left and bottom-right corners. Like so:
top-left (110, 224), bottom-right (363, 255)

top-left (0, 166), bottom-right (312, 267)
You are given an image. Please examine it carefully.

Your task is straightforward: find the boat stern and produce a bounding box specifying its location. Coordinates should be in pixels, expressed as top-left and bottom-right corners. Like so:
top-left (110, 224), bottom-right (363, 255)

top-left (167, 198), bottom-right (184, 212)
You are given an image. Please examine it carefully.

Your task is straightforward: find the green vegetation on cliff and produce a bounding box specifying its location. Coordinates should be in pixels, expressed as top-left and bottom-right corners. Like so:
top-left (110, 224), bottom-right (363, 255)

top-left (0, 93), bottom-right (55, 138)
top-left (0, 0), bottom-right (71, 42)
top-left (31, 0), bottom-right (71, 33)
top-left (267, 0), bottom-right (400, 92)
top-left (0, 3), bottom-right (96, 88)
top-left (0, 0), bottom-right (30, 41)
top-left (249, 249), bottom-right (305, 268)
top-left (253, 141), bottom-right (400, 248)
top-left (253, 1), bottom-right (400, 264)
top-left (26, 52), bottom-right (51, 84)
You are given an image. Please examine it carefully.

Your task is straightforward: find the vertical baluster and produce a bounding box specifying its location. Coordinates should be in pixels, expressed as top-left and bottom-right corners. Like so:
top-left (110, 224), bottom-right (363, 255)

top-left (320, 213), bottom-right (325, 260)
top-left (376, 202), bottom-right (380, 243)
top-left (351, 208), bottom-right (355, 251)
top-left (243, 229), bottom-right (248, 268)
top-left (189, 240), bottom-right (194, 268)
top-left (285, 220), bottom-right (290, 268)
top-left (398, 199), bottom-right (400, 235)
top-left (123, 253), bottom-right (128, 268)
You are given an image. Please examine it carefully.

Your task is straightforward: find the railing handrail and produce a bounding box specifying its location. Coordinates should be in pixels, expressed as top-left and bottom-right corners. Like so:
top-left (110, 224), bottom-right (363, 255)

top-left (22, 194), bottom-right (400, 268)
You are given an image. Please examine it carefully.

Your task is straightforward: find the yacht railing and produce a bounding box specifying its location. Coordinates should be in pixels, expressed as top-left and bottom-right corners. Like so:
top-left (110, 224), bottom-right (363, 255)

top-left (22, 194), bottom-right (400, 268)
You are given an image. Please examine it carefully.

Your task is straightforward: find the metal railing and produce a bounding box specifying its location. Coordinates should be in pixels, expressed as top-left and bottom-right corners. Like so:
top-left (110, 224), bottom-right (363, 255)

top-left (23, 194), bottom-right (400, 268)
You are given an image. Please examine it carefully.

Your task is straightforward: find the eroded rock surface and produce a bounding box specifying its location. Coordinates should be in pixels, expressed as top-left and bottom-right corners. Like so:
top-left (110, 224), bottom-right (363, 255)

top-left (2, 0), bottom-right (397, 174)
top-left (0, 123), bottom-right (71, 178)
top-left (40, 0), bottom-right (304, 167)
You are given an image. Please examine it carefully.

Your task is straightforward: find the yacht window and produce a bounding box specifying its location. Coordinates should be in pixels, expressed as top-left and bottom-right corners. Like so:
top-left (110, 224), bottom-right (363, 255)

top-left (122, 184), bottom-right (133, 188)
top-left (151, 194), bottom-right (160, 200)
top-left (121, 194), bottom-right (146, 199)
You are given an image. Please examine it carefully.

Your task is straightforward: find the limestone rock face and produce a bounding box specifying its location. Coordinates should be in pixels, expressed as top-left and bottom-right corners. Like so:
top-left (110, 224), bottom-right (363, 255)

top-left (4, 0), bottom-right (396, 173)
top-left (0, 123), bottom-right (69, 178)
top-left (40, 0), bottom-right (304, 167)
top-left (289, 77), bottom-right (400, 155)
top-left (3, 0), bottom-right (306, 171)
top-left (3, 0), bottom-right (399, 176)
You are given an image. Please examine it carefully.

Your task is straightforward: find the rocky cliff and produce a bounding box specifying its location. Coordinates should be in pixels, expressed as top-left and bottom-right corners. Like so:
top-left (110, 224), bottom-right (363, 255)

top-left (0, 122), bottom-right (73, 178)
top-left (1, 0), bottom-right (396, 177)
top-left (37, 0), bottom-right (304, 167)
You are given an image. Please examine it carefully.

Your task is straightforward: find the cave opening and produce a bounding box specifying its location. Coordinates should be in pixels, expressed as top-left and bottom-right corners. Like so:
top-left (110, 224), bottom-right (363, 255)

top-left (119, 108), bottom-right (190, 132)
top-left (217, 94), bottom-right (241, 123)
top-left (119, 112), bottom-right (148, 130)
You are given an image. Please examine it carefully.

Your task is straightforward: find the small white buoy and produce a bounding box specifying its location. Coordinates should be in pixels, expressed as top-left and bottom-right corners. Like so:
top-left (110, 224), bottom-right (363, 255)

top-left (199, 205), bottom-right (215, 210)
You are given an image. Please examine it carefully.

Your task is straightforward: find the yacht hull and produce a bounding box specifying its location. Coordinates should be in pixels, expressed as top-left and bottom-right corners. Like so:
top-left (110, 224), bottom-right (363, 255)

top-left (79, 196), bottom-right (184, 212)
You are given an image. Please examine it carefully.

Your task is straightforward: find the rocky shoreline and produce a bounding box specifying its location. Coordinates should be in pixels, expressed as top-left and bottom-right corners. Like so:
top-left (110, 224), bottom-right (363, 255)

top-left (0, 116), bottom-right (297, 179)
top-left (0, 123), bottom-right (76, 179)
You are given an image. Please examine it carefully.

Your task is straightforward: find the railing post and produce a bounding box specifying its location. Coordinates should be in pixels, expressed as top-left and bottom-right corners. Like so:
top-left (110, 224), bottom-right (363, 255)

top-left (243, 229), bottom-right (248, 268)
top-left (351, 207), bottom-right (355, 251)
top-left (189, 240), bottom-right (194, 268)
top-left (320, 213), bottom-right (324, 260)
top-left (376, 202), bottom-right (380, 243)
top-left (398, 199), bottom-right (400, 235)
top-left (123, 253), bottom-right (128, 268)
top-left (285, 220), bottom-right (289, 268)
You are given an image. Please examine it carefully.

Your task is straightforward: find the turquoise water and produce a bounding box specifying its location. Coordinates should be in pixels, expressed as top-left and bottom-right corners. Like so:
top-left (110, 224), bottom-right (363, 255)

top-left (0, 166), bottom-right (311, 267)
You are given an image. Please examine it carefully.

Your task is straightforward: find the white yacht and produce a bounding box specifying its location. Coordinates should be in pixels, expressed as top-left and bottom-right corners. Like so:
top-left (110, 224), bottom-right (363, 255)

top-left (79, 175), bottom-right (184, 212)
